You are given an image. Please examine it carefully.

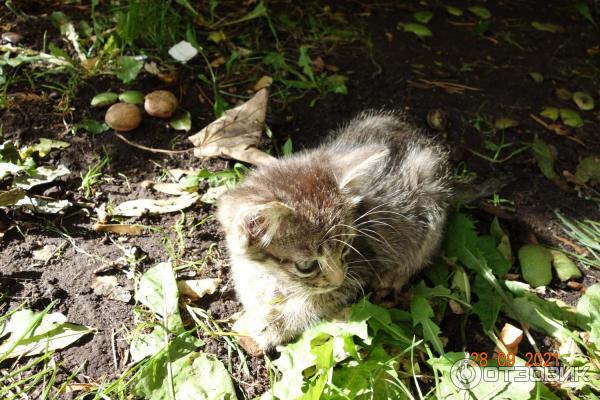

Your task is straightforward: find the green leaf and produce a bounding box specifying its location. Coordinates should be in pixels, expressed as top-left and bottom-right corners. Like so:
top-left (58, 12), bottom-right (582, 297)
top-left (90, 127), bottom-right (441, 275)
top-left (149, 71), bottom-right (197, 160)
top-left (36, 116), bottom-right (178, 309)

top-left (90, 92), bottom-right (118, 108)
top-left (297, 46), bottom-right (315, 82)
top-left (116, 56), bottom-right (144, 84)
top-left (410, 294), bottom-right (444, 354)
top-left (540, 107), bottom-right (559, 121)
top-left (0, 309), bottom-right (92, 359)
top-left (528, 72), bottom-right (544, 83)
top-left (576, 2), bottom-right (596, 26)
top-left (401, 23), bottom-right (433, 38)
top-left (119, 90), bottom-right (145, 104)
top-left (472, 275), bottom-right (502, 330)
top-left (531, 137), bottom-right (557, 179)
top-left (576, 284), bottom-right (600, 347)
top-left (518, 244), bottom-right (553, 287)
top-left (169, 110), bottom-right (192, 131)
top-left (550, 250), bottom-right (581, 281)
top-left (572, 91), bottom-right (595, 111)
top-left (490, 217), bottom-right (512, 262)
top-left (21, 138), bottom-right (69, 158)
top-left (325, 74), bottom-right (348, 95)
top-left (74, 119), bottom-right (109, 135)
top-left (413, 10), bottom-right (433, 24)
top-left (446, 6), bottom-right (463, 17)
top-left (135, 262), bottom-right (183, 331)
top-left (282, 138), bottom-right (293, 156)
top-left (130, 325), bottom-right (168, 362)
top-left (575, 156), bottom-right (600, 184)
top-left (494, 117), bottom-right (519, 129)
top-left (468, 6), bottom-right (491, 19)
top-left (559, 108), bottom-right (584, 128)
top-left (531, 21), bottom-right (562, 32)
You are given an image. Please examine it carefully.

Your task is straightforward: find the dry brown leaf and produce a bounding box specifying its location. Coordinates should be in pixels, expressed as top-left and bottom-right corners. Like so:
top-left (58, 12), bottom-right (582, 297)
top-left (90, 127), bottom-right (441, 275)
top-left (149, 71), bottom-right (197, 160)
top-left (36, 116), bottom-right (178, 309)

top-left (150, 182), bottom-right (193, 195)
top-left (253, 75), bottom-right (273, 92)
top-left (65, 382), bottom-right (97, 393)
top-left (112, 192), bottom-right (200, 217)
top-left (92, 223), bottom-right (144, 236)
top-left (91, 276), bottom-right (131, 302)
top-left (188, 88), bottom-right (275, 165)
top-left (178, 278), bottom-right (221, 300)
top-left (448, 299), bottom-right (464, 314)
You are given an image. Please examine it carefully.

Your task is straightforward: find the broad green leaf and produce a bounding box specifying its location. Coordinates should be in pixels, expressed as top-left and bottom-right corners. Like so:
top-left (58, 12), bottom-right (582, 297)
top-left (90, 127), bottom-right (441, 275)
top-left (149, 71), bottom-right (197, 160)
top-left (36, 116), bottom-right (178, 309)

top-left (130, 325), bottom-right (168, 362)
top-left (528, 72), bottom-right (544, 82)
top-left (74, 119), bottom-right (109, 135)
top-left (468, 6), bottom-right (491, 19)
top-left (12, 164), bottom-right (71, 189)
top-left (531, 21), bottom-right (562, 32)
top-left (116, 56), bottom-right (144, 84)
top-left (136, 262), bottom-right (183, 331)
top-left (477, 235), bottom-right (512, 276)
top-left (572, 91), bottom-right (595, 111)
top-left (446, 6), bottom-right (463, 17)
top-left (282, 138), bottom-right (293, 156)
top-left (21, 138), bottom-right (69, 158)
top-left (410, 294), bottom-right (443, 354)
top-left (559, 108), bottom-right (584, 128)
top-left (90, 92), bottom-right (118, 108)
top-left (413, 10), bottom-right (433, 24)
top-left (0, 309), bottom-right (92, 359)
top-left (575, 156), bottom-right (600, 184)
top-left (518, 244), bottom-right (553, 287)
top-left (169, 110), bottom-right (192, 131)
top-left (472, 275), bottom-right (502, 331)
top-left (119, 90), bottom-right (145, 104)
top-left (490, 217), bottom-right (512, 262)
top-left (550, 250), bottom-right (581, 281)
top-left (531, 137), bottom-right (557, 179)
top-left (540, 107), bottom-right (559, 121)
top-left (401, 23), bottom-right (433, 38)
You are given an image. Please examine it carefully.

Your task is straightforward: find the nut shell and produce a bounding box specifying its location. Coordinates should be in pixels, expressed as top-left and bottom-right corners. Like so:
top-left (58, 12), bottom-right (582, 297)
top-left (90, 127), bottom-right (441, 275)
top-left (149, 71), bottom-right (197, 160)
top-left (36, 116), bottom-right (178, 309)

top-left (144, 90), bottom-right (178, 118)
top-left (105, 102), bottom-right (142, 132)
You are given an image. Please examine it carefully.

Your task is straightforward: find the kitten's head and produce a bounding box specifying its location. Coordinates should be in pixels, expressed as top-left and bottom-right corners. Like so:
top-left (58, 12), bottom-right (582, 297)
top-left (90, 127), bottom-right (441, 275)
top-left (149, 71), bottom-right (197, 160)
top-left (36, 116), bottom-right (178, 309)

top-left (217, 145), bottom-right (387, 294)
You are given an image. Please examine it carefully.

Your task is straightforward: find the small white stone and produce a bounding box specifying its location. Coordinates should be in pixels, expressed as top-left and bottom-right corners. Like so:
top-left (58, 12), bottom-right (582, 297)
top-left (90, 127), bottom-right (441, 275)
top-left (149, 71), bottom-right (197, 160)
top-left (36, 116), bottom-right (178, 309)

top-left (168, 41), bottom-right (198, 63)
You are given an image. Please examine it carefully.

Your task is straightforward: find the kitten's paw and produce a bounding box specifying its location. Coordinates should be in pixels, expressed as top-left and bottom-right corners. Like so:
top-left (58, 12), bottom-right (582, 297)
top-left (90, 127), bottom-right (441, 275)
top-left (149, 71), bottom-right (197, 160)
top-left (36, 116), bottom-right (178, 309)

top-left (232, 311), bottom-right (282, 355)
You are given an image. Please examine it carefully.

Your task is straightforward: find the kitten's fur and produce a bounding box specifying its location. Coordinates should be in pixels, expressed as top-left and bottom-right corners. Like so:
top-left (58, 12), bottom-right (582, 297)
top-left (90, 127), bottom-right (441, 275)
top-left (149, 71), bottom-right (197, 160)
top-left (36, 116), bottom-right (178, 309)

top-left (218, 111), bottom-right (451, 350)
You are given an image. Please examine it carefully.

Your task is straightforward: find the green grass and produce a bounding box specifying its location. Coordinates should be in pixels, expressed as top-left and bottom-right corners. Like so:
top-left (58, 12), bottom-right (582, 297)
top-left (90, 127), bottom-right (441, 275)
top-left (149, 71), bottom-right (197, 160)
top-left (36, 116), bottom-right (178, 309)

top-left (79, 151), bottom-right (110, 198)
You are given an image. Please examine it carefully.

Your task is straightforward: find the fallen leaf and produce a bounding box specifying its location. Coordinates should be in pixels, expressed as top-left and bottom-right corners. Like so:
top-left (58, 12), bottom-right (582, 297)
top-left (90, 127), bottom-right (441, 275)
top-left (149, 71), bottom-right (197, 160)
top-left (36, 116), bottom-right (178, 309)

top-left (150, 182), bottom-right (195, 195)
top-left (540, 107), bottom-right (559, 121)
top-left (528, 72), bottom-right (543, 83)
top-left (400, 23), bottom-right (432, 38)
top-left (0, 188), bottom-right (26, 206)
top-left (21, 138), bottom-right (70, 158)
top-left (12, 164), bottom-right (70, 189)
top-left (253, 75), bottom-right (273, 92)
top-left (555, 87), bottom-right (572, 101)
top-left (188, 88), bottom-right (275, 165)
top-left (413, 10), bottom-right (433, 24)
top-left (15, 197), bottom-right (71, 214)
top-left (532, 138), bottom-right (557, 180)
top-left (559, 108), bottom-right (584, 128)
top-left (92, 223), bottom-right (144, 235)
top-left (468, 6), bottom-right (491, 19)
top-left (168, 40), bottom-right (198, 64)
top-left (169, 110), bottom-right (192, 131)
top-left (210, 56), bottom-right (225, 68)
top-left (178, 278), bottom-right (221, 300)
top-left (32, 244), bottom-right (57, 263)
top-left (572, 91), bottom-right (595, 111)
top-left (446, 6), bottom-right (463, 16)
top-left (494, 117), bottom-right (519, 129)
top-left (550, 250), bottom-right (582, 281)
top-left (531, 21), bottom-right (563, 32)
top-left (91, 276), bottom-right (132, 302)
top-left (113, 192), bottom-right (200, 217)
top-left (116, 56), bottom-right (144, 84)
top-left (575, 156), bottom-right (600, 185)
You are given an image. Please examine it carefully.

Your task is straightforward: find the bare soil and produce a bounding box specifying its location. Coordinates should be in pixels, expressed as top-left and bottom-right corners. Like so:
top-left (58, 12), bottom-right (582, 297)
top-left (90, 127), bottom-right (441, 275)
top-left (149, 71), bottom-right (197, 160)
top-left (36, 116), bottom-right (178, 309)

top-left (1, 0), bottom-right (599, 398)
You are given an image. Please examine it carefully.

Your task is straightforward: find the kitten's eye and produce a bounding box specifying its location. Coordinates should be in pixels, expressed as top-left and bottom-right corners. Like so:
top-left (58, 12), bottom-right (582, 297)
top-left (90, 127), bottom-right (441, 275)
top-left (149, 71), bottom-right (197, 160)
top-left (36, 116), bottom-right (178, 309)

top-left (294, 260), bottom-right (319, 275)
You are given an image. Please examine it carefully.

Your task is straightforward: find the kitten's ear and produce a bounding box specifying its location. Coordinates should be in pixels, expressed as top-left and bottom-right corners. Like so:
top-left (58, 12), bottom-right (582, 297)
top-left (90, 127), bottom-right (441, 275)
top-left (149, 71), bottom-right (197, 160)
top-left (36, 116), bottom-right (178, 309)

top-left (333, 145), bottom-right (388, 195)
top-left (227, 201), bottom-right (293, 248)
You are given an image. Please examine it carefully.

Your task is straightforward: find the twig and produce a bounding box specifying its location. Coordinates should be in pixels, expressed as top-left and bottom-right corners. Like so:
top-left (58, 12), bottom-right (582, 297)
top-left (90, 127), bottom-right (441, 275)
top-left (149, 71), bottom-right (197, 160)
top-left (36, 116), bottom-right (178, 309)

top-left (111, 328), bottom-right (118, 371)
top-left (112, 132), bottom-right (192, 155)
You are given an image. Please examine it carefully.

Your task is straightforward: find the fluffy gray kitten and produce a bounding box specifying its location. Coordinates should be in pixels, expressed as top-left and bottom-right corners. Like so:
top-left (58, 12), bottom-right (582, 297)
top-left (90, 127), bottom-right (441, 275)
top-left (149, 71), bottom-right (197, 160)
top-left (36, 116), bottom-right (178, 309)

top-left (217, 111), bottom-right (452, 350)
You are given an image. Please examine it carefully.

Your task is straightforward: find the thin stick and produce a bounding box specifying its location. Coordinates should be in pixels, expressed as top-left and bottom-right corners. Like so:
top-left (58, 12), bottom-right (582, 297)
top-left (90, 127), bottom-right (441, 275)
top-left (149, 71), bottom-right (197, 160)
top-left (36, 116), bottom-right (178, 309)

top-left (113, 132), bottom-right (192, 155)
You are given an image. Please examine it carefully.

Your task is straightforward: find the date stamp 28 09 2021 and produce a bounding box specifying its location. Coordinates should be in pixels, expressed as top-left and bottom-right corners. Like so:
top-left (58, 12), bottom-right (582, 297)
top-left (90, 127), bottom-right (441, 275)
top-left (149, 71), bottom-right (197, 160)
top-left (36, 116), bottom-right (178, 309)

top-left (448, 351), bottom-right (591, 394)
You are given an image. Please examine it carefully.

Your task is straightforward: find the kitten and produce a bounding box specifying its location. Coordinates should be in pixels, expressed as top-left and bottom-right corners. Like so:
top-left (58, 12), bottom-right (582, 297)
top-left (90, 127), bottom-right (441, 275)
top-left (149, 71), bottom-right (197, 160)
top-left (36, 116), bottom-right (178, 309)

top-left (217, 111), bottom-right (452, 351)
